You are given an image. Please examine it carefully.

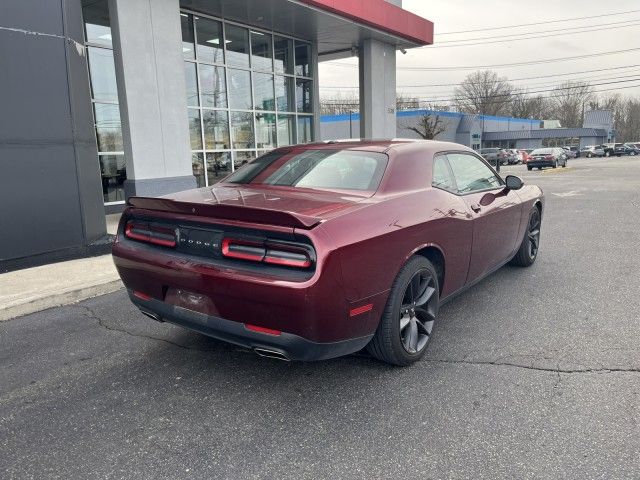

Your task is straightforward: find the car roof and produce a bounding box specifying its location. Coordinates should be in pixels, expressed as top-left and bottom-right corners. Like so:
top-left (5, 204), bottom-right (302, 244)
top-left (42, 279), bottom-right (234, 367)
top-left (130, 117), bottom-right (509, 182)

top-left (283, 139), bottom-right (476, 155)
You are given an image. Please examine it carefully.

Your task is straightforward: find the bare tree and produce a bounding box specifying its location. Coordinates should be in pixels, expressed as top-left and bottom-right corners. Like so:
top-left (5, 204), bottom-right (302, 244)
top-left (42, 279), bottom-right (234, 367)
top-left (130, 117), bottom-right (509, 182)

top-left (404, 112), bottom-right (447, 140)
top-left (614, 97), bottom-right (640, 142)
top-left (547, 81), bottom-right (593, 128)
top-left (454, 70), bottom-right (513, 116)
top-left (510, 91), bottom-right (550, 120)
top-left (396, 93), bottom-right (421, 111)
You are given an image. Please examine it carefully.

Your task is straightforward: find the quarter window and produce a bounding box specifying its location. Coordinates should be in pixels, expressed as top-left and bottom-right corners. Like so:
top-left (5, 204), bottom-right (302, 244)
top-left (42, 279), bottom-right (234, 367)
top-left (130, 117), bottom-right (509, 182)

top-left (447, 153), bottom-right (502, 194)
top-left (432, 155), bottom-right (456, 192)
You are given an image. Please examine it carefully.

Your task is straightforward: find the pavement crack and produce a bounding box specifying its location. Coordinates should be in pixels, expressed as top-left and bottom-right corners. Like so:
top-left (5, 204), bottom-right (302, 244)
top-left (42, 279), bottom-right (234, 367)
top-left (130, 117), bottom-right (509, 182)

top-left (74, 305), bottom-right (198, 351)
top-left (426, 358), bottom-right (640, 375)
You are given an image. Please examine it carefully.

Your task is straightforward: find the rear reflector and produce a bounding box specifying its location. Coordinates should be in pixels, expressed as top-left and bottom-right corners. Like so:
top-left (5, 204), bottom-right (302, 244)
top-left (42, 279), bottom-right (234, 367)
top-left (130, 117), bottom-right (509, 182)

top-left (349, 303), bottom-right (373, 317)
top-left (245, 324), bottom-right (282, 336)
top-left (133, 290), bottom-right (152, 301)
top-left (125, 221), bottom-right (176, 248)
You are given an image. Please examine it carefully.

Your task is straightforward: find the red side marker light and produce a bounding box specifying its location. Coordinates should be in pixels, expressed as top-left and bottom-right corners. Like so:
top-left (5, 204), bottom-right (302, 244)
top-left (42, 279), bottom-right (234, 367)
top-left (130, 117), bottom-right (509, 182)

top-left (349, 303), bottom-right (373, 317)
top-left (133, 290), bottom-right (152, 301)
top-left (245, 324), bottom-right (282, 336)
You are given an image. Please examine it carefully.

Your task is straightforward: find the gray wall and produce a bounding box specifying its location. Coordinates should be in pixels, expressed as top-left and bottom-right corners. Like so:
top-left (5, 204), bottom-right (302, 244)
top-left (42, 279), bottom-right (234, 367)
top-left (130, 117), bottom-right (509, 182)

top-left (0, 0), bottom-right (106, 263)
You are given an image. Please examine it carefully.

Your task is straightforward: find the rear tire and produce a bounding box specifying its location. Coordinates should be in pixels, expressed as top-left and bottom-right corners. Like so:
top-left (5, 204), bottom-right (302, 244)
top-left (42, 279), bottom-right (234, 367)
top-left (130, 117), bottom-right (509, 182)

top-left (367, 256), bottom-right (439, 366)
top-left (527, 166), bottom-right (533, 171)
top-left (510, 207), bottom-right (541, 267)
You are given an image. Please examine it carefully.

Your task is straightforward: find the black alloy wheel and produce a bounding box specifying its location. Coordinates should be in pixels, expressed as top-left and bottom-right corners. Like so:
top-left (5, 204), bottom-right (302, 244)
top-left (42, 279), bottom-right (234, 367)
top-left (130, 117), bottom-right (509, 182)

top-left (399, 270), bottom-right (437, 354)
top-left (527, 209), bottom-right (541, 260)
top-left (510, 207), bottom-right (541, 267)
top-left (367, 256), bottom-right (440, 366)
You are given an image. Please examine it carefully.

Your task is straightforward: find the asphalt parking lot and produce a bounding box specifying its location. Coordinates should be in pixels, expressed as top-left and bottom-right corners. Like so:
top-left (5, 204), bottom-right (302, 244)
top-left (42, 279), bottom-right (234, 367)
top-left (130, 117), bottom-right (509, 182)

top-left (1, 156), bottom-right (639, 479)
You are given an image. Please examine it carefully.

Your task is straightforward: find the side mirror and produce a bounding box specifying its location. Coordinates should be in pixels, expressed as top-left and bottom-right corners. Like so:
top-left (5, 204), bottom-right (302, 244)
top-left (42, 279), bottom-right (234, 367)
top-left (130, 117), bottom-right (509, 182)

top-left (505, 175), bottom-right (524, 191)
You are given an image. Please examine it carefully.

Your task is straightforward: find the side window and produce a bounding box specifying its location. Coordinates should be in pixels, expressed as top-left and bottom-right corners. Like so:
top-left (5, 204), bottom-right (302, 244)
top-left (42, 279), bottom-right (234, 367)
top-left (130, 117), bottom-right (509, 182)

top-left (432, 155), bottom-right (456, 192)
top-left (447, 153), bottom-right (502, 194)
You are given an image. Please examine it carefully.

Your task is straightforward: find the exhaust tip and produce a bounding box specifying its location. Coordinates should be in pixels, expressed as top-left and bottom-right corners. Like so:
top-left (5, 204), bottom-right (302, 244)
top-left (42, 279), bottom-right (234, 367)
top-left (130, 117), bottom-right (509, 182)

top-left (140, 310), bottom-right (163, 322)
top-left (254, 347), bottom-right (290, 362)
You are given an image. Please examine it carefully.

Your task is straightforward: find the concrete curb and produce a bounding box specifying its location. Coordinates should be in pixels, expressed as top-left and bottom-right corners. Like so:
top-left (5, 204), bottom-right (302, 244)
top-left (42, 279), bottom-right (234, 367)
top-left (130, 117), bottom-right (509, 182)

top-left (0, 279), bottom-right (123, 322)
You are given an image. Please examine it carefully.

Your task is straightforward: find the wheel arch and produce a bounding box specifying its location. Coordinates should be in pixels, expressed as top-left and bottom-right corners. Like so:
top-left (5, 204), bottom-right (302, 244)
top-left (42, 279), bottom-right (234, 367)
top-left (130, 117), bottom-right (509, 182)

top-left (409, 244), bottom-right (446, 294)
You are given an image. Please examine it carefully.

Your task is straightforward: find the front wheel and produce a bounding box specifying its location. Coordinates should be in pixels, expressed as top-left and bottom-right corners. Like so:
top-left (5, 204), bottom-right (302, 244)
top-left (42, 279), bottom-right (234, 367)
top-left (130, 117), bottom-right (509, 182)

top-left (510, 207), bottom-right (541, 267)
top-left (367, 256), bottom-right (439, 366)
top-left (527, 166), bottom-right (533, 171)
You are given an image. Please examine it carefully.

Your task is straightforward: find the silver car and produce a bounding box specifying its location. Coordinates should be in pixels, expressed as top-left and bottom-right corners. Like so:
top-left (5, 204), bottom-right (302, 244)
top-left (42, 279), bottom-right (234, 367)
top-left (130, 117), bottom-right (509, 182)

top-left (579, 145), bottom-right (605, 158)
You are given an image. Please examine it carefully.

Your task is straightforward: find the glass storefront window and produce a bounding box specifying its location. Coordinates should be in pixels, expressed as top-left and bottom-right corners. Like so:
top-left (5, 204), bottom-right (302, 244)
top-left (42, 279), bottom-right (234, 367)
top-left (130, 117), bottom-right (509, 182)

top-left (188, 109), bottom-right (203, 149)
top-left (255, 114), bottom-right (276, 149)
top-left (87, 47), bottom-right (118, 102)
top-left (99, 155), bottom-right (126, 202)
top-left (297, 116), bottom-right (313, 144)
top-left (228, 69), bottom-right (252, 110)
top-left (94, 103), bottom-right (123, 152)
top-left (296, 79), bottom-right (313, 113)
top-left (251, 31), bottom-right (273, 71)
top-left (275, 76), bottom-right (294, 112)
top-left (203, 110), bottom-right (230, 149)
top-left (253, 73), bottom-right (275, 111)
top-left (206, 152), bottom-right (232, 184)
top-left (195, 17), bottom-right (224, 64)
top-left (234, 151), bottom-right (256, 171)
top-left (181, 13), bottom-right (195, 59)
top-left (179, 11), bottom-right (316, 178)
top-left (295, 42), bottom-right (312, 77)
top-left (184, 62), bottom-right (199, 107)
top-left (225, 25), bottom-right (250, 68)
top-left (277, 114), bottom-right (295, 147)
top-left (199, 64), bottom-right (227, 108)
top-left (274, 36), bottom-right (294, 74)
top-left (192, 152), bottom-right (206, 187)
top-left (230, 111), bottom-right (255, 149)
top-left (83, 1), bottom-right (112, 48)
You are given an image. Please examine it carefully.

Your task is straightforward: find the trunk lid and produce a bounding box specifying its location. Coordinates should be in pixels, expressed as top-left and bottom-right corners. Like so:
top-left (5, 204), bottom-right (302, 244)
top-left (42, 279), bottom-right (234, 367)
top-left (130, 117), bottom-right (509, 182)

top-left (127, 184), bottom-right (372, 229)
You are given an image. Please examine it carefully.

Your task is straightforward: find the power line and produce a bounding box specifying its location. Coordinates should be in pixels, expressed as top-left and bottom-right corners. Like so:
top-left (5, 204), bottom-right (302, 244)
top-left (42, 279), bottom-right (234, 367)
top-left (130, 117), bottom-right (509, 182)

top-left (422, 21), bottom-right (640, 49)
top-left (436, 8), bottom-right (640, 35)
top-left (319, 65), bottom-right (640, 90)
top-left (325, 47), bottom-right (640, 71)
top-left (321, 78), bottom-right (640, 106)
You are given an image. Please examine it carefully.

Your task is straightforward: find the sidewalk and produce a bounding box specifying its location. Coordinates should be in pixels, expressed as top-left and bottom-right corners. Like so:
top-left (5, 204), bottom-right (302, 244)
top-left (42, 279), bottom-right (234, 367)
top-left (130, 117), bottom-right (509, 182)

top-left (0, 252), bottom-right (122, 322)
top-left (0, 214), bottom-right (124, 321)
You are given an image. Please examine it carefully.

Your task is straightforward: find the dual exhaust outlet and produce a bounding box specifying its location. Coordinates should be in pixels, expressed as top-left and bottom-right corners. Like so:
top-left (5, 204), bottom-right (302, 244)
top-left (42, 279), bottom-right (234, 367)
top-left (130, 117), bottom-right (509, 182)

top-left (138, 308), bottom-right (290, 361)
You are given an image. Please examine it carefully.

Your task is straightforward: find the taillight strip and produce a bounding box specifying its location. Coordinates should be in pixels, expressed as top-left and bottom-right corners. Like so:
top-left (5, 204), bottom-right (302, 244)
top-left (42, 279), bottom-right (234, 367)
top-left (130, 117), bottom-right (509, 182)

top-left (125, 221), bottom-right (176, 248)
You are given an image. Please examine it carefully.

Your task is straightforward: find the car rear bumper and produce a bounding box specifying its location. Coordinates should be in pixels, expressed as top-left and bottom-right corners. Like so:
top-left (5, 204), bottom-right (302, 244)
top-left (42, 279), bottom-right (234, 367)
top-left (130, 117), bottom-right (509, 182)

top-left (129, 289), bottom-right (372, 361)
top-left (527, 160), bottom-right (554, 168)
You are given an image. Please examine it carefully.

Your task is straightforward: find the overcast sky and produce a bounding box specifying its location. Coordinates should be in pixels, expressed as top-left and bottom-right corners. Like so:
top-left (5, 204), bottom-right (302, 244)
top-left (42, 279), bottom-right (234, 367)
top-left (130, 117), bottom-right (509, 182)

top-left (318, 0), bottom-right (640, 103)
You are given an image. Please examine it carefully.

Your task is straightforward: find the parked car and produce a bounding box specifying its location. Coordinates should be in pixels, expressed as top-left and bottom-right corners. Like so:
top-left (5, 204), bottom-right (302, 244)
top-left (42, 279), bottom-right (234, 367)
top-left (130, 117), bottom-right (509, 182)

top-left (580, 145), bottom-right (605, 158)
top-left (505, 149), bottom-right (522, 164)
top-left (562, 146), bottom-right (579, 158)
top-left (112, 140), bottom-right (544, 366)
top-left (518, 149), bottom-right (532, 164)
top-left (623, 143), bottom-right (640, 155)
top-left (527, 147), bottom-right (568, 170)
top-left (562, 147), bottom-right (577, 159)
top-left (479, 148), bottom-right (508, 166)
top-left (600, 143), bottom-right (617, 157)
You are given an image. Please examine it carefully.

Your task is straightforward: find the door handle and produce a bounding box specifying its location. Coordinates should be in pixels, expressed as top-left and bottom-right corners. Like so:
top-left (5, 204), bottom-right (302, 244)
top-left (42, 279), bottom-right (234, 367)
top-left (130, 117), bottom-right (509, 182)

top-left (470, 203), bottom-right (481, 213)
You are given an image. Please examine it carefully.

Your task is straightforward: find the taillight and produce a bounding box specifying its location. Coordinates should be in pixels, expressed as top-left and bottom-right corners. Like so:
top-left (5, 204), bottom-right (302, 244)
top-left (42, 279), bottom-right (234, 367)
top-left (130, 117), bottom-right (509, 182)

top-left (222, 237), bottom-right (314, 269)
top-left (124, 220), bottom-right (177, 248)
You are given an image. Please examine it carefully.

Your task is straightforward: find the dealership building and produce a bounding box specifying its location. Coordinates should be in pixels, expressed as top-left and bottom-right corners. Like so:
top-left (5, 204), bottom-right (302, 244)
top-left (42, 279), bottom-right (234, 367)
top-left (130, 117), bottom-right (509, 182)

top-left (0, 0), bottom-right (433, 268)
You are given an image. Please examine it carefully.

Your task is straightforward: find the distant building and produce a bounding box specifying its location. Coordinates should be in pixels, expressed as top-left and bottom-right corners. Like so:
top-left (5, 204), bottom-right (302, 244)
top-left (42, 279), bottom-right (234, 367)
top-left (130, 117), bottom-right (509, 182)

top-left (321, 108), bottom-right (614, 150)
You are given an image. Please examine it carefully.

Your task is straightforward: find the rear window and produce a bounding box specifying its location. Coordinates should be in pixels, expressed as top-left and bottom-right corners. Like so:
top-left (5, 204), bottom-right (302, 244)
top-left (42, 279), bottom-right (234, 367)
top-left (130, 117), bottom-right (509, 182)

top-left (226, 149), bottom-right (388, 191)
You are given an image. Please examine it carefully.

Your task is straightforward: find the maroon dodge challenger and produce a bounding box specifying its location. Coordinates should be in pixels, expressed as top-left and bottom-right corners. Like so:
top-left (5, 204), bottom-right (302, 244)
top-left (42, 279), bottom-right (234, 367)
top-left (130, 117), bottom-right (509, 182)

top-left (112, 140), bottom-right (543, 366)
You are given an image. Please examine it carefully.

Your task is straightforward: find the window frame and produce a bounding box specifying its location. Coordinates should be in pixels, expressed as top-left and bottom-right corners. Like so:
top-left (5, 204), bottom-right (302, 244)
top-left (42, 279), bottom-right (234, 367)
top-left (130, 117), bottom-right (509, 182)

top-left (432, 150), bottom-right (505, 196)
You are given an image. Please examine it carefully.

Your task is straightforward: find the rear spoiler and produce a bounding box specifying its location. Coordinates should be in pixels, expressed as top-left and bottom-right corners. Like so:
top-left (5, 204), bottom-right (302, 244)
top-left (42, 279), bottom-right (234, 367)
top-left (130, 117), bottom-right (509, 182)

top-left (127, 197), bottom-right (323, 229)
